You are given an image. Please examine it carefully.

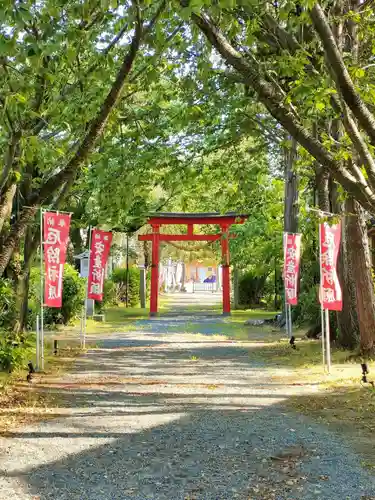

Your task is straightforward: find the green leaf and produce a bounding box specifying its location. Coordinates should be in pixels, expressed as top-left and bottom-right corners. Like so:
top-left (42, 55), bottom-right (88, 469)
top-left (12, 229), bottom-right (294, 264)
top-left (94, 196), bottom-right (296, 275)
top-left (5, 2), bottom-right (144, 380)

top-left (13, 93), bottom-right (27, 103)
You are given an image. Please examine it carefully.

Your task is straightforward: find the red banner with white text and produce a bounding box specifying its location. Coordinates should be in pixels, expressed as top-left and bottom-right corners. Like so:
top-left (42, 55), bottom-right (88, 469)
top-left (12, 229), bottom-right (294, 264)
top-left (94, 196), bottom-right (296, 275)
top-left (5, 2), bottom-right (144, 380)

top-left (87, 229), bottom-right (113, 301)
top-left (283, 233), bottom-right (302, 306)
top-left (319, 222), bottom-right (342, 311)
top-left (43, 212), bottom-right (71, 308)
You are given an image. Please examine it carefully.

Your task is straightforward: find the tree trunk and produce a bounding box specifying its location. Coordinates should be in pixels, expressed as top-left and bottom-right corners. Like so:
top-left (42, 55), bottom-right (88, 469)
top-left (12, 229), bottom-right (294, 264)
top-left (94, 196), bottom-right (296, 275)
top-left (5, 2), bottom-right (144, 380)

top-left (346, 197), bottom-right (375, 354)
top-left (331, 183), bottom-right (360, 348)
top-left (70, 226), bottom-right (84, 255)
top-left (0, 206), bottom-right (38, 276)
top-left (0, 183), bottom-right (17, 234)
top-left (143, 240), bottom-right (151, 269)
top-left (14, 228), bottom-right (38, 334)
top-left (283, 138), bottom-right (299, 233)
top-left (328, 5), bottom-right (360, 349)
top-left (316, 165), bottom-right (330, 212)
top-left (337, 212), bottom-right (360, 348)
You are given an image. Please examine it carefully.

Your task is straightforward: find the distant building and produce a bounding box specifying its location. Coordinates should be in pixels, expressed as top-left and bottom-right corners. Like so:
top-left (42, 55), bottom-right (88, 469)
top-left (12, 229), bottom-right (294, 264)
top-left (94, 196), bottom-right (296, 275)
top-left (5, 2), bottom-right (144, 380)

top-left (185, 259), bottom-right (219, 283)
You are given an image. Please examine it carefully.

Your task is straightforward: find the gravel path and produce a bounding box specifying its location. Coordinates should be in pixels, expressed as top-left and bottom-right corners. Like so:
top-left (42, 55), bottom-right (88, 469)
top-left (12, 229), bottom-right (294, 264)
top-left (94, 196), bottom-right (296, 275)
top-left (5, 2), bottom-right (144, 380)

top-left (0, 313), bottom-right (374, 499)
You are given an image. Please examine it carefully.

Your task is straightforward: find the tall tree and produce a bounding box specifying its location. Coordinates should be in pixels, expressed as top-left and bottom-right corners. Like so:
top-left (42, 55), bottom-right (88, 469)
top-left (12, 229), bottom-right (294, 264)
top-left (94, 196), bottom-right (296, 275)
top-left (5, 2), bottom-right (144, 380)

top-left (184, 0), bottom-right (375, 353)
top-left (0, 0), bottom-right (172, 278)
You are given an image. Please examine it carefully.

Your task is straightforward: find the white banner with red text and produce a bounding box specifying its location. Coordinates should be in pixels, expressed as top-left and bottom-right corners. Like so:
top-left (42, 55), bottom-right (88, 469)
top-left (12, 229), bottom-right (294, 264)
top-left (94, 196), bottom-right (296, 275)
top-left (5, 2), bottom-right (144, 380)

top-left (87, 229), bottom-right (113, 301)
top-left (283, 232), bottom-right (302, 306)
top-left (43, 211), bottom-right (71, 308)
top-left (319, 221), bottom-right (342, 311)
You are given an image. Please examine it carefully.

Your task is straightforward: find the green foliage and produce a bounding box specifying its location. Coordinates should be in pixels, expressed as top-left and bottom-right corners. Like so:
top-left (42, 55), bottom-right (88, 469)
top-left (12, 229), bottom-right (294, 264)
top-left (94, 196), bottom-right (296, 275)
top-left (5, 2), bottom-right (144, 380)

top-left (0, 279), bottom-right (16, 329)
top-left (103, 279), bottom-right (118, 307)
top-left (111, 267), bottom-right (141, 307)
top-left (0, 339), bottom-right (26, 373)
top-left (6, 0), bottom-right (372, 340)
top-left (293, 285), bottom-right (320, 326)
top-left (45, 265), bottom-right (85, 325)
top-left (29, 264), bottom-right (85, 326)
top-left (238, 271), bottom-right (268, 307)
top-left (95, 279), bottom-right (118, 313)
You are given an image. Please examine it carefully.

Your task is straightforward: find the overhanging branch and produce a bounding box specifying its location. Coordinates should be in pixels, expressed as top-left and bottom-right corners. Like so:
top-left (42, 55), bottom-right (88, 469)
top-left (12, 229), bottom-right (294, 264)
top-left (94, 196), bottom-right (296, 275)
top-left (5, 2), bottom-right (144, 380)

top-left (310, 3), bottom-right (375, 147)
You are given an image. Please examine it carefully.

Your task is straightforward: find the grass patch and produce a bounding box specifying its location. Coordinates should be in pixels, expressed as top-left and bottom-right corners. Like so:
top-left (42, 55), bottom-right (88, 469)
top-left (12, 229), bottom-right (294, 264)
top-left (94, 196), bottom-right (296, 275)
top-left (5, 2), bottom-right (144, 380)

top-left (249, 334), bottom-right (375, 465)
top-left (179, 309), bottom-right (283, 342)
top-left (231, 309), bottom-right (280, 322)
top-left (54, 305), bottom-right (149, 338)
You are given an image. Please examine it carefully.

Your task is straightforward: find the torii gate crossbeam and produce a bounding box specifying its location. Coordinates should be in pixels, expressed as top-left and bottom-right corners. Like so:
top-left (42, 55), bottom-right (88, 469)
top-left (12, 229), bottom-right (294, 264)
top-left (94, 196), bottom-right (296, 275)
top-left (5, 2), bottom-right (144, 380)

top-left (138, 213), bottom-right (248, 316)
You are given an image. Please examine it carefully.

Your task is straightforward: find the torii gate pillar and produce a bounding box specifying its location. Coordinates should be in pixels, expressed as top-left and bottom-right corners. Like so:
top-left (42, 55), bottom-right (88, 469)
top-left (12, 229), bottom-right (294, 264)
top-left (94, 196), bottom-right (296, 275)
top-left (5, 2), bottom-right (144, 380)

top-left (221, 224), bottom-right (231, 315)
top-left (150, 224), bottom-right (160, 317)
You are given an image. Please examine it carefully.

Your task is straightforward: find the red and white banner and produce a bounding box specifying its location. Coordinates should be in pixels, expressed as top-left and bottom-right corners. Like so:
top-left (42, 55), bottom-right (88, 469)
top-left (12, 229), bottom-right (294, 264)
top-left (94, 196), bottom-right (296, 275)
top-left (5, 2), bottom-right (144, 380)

top-left (319, 222), bottom-right (342, 311)
top-left (87, 229), bottom-right (113, 301)
top-left (283, 232), bottom-right (302, 306)
top-left (43, 212), bottom-right (71, 308)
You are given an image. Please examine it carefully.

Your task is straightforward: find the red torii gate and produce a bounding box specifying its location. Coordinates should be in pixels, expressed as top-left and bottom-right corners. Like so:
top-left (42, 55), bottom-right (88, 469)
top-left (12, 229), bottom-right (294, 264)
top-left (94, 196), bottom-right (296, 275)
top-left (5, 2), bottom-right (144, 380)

top-left (138, 213), bottom-right (248, 316)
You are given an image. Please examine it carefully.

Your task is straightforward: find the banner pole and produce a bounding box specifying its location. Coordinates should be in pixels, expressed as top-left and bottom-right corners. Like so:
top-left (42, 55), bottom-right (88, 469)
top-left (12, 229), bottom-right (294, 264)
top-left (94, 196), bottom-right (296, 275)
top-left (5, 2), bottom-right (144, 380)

top-left (83, 226), bottom-right (92, 349)
top-left (288, 303), bottom-right (292, 338)
top-left (79, 306), bottom-right (83, 348)
top-left (40, 207), bottom-right (44, 371)
top-left (283, 233), bottom-right (288, 337)
top-left (325, 308), bottom-right (331, 373)
top-left (321, 307), bottom-right (326, 371)
top-left (36, 314), bottom-right (40, 371)
top-left (318, 223), bottom-right (326, 372)
top-left (126, 233), bottom-right (129, 307)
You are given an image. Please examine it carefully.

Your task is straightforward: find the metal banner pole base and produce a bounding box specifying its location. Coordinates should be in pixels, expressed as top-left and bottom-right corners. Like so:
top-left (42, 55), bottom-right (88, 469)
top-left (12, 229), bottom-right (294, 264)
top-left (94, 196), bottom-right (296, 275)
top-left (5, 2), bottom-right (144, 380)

top-left (321, 307), bottom-right (326, 372)
top-left (40, 322), bottom-right (44, 372)
top-left (288, 304), bottom-right (292, 338)
top-left (36, 315), bottom-right (40, 371)
top-left (325, 309), bottom-right (331, 373)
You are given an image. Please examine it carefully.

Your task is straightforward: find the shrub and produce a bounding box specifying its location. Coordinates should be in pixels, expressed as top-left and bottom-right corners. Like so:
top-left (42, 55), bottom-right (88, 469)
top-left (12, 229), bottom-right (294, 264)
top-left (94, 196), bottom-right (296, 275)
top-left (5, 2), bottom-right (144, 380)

top-left (293, 285), bottom-right (320, 325)
top-left (238, 271), bottom-right (267, 307)
top-left (103, 279), bottom-right (118, 306)
top-left (29, 264), bottom-right (85, 326)
top-left (111, 267), bottom-right (141, 307)
top-left (95, 279), bottom-right (118, 313)
top-left (0, 339), bottom-right (26, 372)
top-left (0, 278), bottom-right (16, 329)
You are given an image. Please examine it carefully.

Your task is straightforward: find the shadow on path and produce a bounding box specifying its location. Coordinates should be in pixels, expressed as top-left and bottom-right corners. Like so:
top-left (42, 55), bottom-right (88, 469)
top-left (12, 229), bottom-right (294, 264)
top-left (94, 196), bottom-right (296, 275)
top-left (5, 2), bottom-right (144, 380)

top-left (0, 318), bottom-right (374, 500)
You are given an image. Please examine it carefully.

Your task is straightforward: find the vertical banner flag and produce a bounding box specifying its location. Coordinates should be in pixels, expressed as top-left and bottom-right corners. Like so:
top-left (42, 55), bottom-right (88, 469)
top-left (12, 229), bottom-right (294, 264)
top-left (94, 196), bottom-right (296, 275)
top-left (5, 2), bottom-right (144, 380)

top-left (87, 229), bottom-right (113, 301)
top-left (319, 221), bottom-right (342, 311)
top-left (43, 212), bottom-right (71, 308)
top-left (283, 233), bottom-right (302, 306)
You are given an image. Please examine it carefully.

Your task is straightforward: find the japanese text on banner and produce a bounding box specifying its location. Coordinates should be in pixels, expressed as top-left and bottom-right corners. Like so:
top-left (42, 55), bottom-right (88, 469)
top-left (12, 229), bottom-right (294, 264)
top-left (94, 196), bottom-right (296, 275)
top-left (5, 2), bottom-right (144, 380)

top-left (87, 229), bottom-right (113, 301)
top-left (283, 233), bottom-right (302, 306)
top-left (319, 222), bottom-right (342, 311)
top-left (43, 212), bottom-right (71, 308)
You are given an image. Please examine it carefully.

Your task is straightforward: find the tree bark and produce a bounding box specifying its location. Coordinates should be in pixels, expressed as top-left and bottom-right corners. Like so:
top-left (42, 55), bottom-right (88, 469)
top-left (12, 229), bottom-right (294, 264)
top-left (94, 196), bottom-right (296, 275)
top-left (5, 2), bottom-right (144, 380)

top-left (14, 228), bottom-right (38, 334)
top-left (143, 240), bottom-right (151, 269)
top-left (346, 197), bottom-right (375, 354)
top-left (0, 206), bottom-right (38, 277)
top-left (330, 180), bottom-right (360, 348)
top-left (316, 166), bottom-right (330, 212)
top-left (0, 183), bottom-right (17, 234)
top-left (310, 4), bottom-right (375, 147)
top-left (284, 138), bottom-right (299, 233)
